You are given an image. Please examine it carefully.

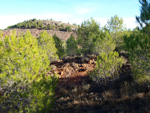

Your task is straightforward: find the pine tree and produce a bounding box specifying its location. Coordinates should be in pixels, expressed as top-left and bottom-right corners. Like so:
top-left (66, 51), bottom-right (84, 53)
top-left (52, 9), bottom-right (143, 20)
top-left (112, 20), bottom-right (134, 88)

top-left (93, 31), bottom-right (116, 55)
top-left (66, 34), bottom-right (78, 56)
top-left (136, 0), bottom-right (150, 27)
top-left (89, 51), bottom-right (124, 85)
top-left (0, 30), bottom-right (58, 112)
top-left (122, 0), bottom-right (150, 83)
top-left (106, 15), bottom-right (124, 44)
top-left (53, 34), bottom-right (65, 58)
top-left (123, 32), bottom-right (150, 83)
top-left (77, 18), bottom-right (100, 55)
top-left (38, 31), bottom-right (58, 61)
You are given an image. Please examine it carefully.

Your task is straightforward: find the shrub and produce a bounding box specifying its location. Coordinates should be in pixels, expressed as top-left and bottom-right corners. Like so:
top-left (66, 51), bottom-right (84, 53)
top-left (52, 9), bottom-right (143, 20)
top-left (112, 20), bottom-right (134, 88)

top-left (0, 30), bottom-right (58, 112)
top-left (53, 34), bottom-right (66, 58)
top-left (38, 31), bottom-right (58, 61)
top-left (65, 26), bottom-right (71, 32)
top-left (0, 31), bottom-right (3, 38)
top-left (93, 31), bottom-right (116, 55)
top-left (123, 32), bottom-right (150, 83)
top-left (89, 51), bottom-right (124, 85)
top-left (66, 35), bottom-right (78, 56)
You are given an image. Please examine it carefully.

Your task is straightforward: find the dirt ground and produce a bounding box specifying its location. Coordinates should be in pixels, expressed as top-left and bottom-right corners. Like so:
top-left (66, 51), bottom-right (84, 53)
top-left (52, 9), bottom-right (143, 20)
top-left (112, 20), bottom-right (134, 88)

top-left (49, 55), bottom-right (150, 113)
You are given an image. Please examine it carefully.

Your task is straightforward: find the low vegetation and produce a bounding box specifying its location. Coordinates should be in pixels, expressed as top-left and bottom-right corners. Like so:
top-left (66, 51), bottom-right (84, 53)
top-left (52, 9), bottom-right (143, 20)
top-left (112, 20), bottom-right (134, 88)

top-left (37, 31), bottom-right (59, 61)
top-left (0, 30), bottom-right (58, 112)
top-left (52, 34), bottom-right (66, 58)
top-left (89, 51), bottom-right (125, 85)
top-left (66, 34), bottom-right (78, 56)
top-left (0, 0), bottom-right (150, 112)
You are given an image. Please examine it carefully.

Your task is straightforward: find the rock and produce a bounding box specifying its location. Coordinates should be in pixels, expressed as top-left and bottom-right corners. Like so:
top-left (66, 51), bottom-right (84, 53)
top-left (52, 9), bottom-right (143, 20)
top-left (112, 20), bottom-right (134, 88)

top-left (71, 62), bottom-right (79, 68)
top-left (72, 87), bottom-right (78, 92)
top-left (78, 64), bottom-right (83, 67)
top-left (89, 59), bottom-right (96, 64)
top-left (48, 54), bottom-right (96, 79)
top-left (59, 97), bottom-right (65, 101)
top-left (83, 57), bottom-right (90, 63)
top-left (63, 63), bottom-right (70, 68)
top-left (54, 70), bottom-right (60, 74)
top-left (82, 84), bottom-right (91, 91)
top-left (61, 71), bottom-right (64, 76)
top-left (65, 67), bottom-right (74, 77)
top-left (73, 100), bottom-right (80, 104)
top-left (82, 64), bottom-right (87, 68)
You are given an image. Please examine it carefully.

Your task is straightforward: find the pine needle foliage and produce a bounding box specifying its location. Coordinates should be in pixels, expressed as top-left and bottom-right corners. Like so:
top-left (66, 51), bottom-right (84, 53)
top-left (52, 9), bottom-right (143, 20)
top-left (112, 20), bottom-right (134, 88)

top-left (0, 30), bottom-right (58, 112)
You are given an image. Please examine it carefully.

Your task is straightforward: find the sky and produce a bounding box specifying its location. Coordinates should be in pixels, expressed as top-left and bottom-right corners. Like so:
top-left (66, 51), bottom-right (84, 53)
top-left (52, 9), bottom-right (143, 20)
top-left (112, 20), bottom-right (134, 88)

top-left (0, 0), bottom-right (141, 29)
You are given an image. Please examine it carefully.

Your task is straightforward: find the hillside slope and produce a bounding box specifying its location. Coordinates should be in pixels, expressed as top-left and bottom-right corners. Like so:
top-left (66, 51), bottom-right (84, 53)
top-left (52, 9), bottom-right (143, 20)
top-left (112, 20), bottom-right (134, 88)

top-left (3, 28), bottom-right (77, 41)
top-left (7, 19), bottom-right (78, 31)
top-left (3, 19), bottom-right (78, 41)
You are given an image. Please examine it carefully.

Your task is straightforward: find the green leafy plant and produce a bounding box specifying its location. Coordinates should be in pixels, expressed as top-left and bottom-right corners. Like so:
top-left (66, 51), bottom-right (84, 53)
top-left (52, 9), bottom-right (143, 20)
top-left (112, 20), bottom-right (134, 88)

top-left (38, 31), bottom-right (58, 61)
top-left (123, 32), bottom-right (150, 83)
top-left (53, 34), bottom-right (66, 58)
top-left (65, 26), bottom-right (71, 32)
top-left (0, 30), bottom-right (58, 112)
top-left (93, 31), bottom-right (116, 55)
top-left (89, 51), bottom-right (124, 85)
top-left (0, 31), bottom-right (3, 38)
top-left (106, 15), bottom-right (124, 37)
top-left (77, 18), bottom-right (100, 55)
top-left (66, 34), bottom-right (78, 56)
top-left (136, 0), bottom-right (150, 28)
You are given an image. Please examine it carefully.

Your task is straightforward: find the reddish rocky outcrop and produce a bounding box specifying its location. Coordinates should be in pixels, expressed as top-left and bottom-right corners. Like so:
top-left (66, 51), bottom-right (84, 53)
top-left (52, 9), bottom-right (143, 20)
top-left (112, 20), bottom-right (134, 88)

top-left (48, 55), bottom-right (97, 86)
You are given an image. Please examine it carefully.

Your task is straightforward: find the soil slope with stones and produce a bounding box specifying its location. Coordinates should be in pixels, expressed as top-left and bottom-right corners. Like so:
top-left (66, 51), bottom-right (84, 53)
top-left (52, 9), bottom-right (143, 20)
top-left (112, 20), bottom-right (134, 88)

top-left (48, 54), bottom-right (150, 113)
top-left (2, 28), bottom-right (77, 41)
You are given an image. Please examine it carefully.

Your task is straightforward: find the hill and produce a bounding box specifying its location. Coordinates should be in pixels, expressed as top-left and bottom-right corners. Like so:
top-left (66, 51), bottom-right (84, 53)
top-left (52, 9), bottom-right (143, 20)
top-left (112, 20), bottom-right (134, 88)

top-left (3, 19), bottom-right (78, 41)
top-left (6, 18), bottom-right (78, 32)
top-left (3, 28), bottom-right (77, 41)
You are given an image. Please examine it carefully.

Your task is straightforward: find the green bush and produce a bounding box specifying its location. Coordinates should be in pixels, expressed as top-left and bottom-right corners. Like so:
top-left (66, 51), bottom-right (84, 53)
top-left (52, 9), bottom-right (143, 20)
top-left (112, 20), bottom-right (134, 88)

top-left (65, 26), bottom-right (71, 32)
top-left (53, 34), bottom-right (66, 58)
top-left (93, 31), bottom-right (116, 55)
top-left (0, 30), bottom-right (58, 112)
top-left (123, 32), bottom-right (150, 83)
top-left (66, 35), bottom-right (78, 56)
top-left (38, 31), bottom-right (58, 61)
top-left (0, 31), bottom-right (3, 38)
top-left (89, 51), bottom-right (124, 85)
top-left (77, 18), bottom-right (100, 55)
